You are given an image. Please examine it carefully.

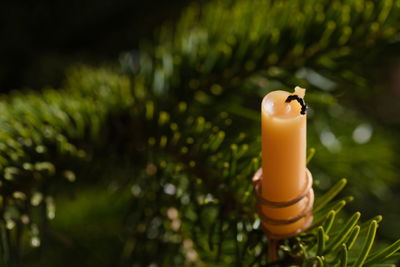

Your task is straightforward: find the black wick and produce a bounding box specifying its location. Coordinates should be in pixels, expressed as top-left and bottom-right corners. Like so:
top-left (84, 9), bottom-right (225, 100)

top-left (285, 94), bottom-right (307, 115)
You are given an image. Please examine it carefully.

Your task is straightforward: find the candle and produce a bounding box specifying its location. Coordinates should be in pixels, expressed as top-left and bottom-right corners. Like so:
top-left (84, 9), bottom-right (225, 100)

top-left (260, 87), bottom-right (312, 236)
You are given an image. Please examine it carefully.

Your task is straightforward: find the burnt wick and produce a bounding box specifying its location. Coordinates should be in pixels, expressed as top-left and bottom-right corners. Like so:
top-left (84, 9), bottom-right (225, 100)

top-left (285, 94), bottom-right (307, 115)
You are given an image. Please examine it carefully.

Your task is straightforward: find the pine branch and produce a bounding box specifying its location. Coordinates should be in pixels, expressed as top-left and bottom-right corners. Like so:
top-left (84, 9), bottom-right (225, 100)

top-left (0, 0), bottom-right (399, 266)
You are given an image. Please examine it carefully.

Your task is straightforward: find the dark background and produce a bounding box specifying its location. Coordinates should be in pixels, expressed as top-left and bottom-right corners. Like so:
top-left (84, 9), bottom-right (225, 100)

top-left (0, 0), bottom-right (190, 92)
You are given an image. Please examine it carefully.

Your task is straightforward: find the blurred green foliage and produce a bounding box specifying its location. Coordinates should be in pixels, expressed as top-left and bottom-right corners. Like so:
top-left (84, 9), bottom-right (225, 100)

top-left (1, 0), bottom-right (400, 266)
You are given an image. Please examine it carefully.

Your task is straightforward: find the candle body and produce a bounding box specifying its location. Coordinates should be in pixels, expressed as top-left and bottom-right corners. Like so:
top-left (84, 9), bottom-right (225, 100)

top-left (261, 88), bottom-right (308, 235)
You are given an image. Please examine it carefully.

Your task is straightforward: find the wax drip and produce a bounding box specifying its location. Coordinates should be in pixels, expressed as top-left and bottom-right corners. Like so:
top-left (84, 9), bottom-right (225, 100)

top-left (285, 94), bottom-right (307, 115)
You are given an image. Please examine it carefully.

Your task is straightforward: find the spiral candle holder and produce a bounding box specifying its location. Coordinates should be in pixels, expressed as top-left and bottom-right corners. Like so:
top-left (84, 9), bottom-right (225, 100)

top-left (252, 168), bottom-right (314, 240)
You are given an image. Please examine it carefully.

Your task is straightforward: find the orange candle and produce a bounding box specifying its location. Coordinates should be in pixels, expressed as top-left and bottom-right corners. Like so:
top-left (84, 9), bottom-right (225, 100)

top-left (260, 87), bottom-right (312, 236)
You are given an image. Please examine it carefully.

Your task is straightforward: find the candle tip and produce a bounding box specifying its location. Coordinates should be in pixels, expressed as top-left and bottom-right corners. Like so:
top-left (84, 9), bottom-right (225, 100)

top-left (294, 86), bottom-right (306, 98)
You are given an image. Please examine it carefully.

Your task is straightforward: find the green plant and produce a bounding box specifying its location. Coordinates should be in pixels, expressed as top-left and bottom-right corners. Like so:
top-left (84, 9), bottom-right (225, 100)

top-left (1, 0), bottom-right (400, 266)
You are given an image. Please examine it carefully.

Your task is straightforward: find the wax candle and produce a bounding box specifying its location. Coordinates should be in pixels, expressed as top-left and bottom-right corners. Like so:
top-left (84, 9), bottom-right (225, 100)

top-left (260, 87), bottom-right (312, 236)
